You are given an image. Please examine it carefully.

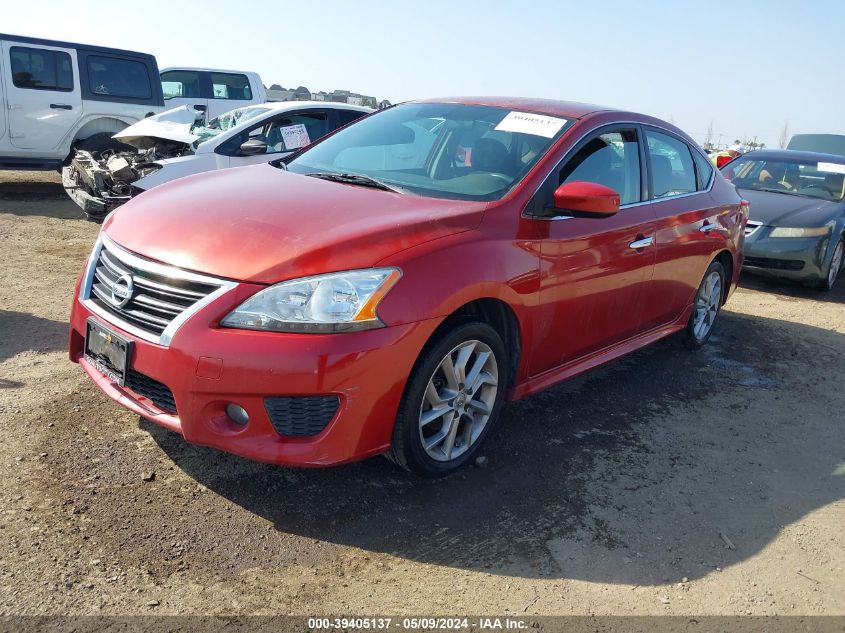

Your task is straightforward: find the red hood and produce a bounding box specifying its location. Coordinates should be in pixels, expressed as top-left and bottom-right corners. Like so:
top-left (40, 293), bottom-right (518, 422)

top-left (104, 164), bottom-right (485, 283)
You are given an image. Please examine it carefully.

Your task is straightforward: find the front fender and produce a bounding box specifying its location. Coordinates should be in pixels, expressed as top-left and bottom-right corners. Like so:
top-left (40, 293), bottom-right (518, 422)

top-left (375, 229), bottom-right (540, 379)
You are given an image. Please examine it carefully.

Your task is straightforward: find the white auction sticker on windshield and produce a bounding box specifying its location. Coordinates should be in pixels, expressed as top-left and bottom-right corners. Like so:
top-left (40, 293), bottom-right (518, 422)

top-left (281, 124), bottom-right (311, 150)
top-left (494, 111), bottom-right (567, 138)
top-left (817, 162), bottom-right (845, 174)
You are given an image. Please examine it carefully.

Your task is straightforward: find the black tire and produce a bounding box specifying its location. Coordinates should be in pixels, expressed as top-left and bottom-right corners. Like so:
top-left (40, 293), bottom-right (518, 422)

top-left (387, 322), bottom-right (508, 477)
top-left (74, 132), bottom-right (134, 160)
top-left (813, 238), bottom-right (844, 292)
top-left (683, 260), bottom-right (726, 349)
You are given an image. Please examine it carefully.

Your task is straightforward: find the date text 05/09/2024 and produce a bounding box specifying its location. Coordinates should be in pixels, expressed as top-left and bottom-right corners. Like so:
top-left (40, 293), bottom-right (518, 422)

top-left (307, 617), bottom-right (528, 630)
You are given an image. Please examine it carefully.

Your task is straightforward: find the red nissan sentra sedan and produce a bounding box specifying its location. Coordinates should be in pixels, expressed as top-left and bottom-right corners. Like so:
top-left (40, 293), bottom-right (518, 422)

top-left (69, 98), bottom-right (746, 476)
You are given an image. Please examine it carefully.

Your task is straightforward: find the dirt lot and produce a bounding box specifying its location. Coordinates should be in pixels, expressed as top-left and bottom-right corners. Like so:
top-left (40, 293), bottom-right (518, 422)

top-left (0, 170), bottom-right (843, 617)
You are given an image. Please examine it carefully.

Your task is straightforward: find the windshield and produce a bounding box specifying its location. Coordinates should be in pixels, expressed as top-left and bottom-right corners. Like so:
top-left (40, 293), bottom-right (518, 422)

top-left (191, 106), bottom-right (271, 145)
top-left (722, 155), bottom-right (845, 202)
top-left (284, 103), bottom-right (571, 201)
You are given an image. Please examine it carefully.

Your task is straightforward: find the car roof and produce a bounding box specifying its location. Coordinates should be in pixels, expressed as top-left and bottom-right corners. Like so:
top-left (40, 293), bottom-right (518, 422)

top-left (410, 96), bottom-right (612, 119)
top-left (739, 148), bottom-right (845, 163)
top-left (0, 32), bottom-right (155, 60)
top-left (259, 101), bottom-right (373, 113)
top-left (161, 67), bottom-right (261, 77)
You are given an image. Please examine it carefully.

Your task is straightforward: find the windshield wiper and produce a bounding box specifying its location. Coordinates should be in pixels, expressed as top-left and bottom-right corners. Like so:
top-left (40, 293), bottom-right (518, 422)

top-left (755, 187), bottom-right (800, 196)
top-left (306, 172), bottom-right (402, 193)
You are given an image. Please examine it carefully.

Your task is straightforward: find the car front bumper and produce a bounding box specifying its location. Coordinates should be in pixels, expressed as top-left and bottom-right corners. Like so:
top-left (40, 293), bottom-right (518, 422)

top-left (741, 225), bottom-right (835, 282)
top-left (69, 287), bottom-right (440, 467)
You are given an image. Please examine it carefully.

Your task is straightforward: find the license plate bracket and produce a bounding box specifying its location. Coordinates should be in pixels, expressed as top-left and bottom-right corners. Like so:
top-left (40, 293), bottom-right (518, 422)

top-left (84, 318), bottom-right (132, 386)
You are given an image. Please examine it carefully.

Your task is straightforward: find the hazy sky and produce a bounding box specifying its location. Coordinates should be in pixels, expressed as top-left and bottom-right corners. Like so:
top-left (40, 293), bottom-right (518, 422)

top-left (4, 0), bottom-right (843, 148)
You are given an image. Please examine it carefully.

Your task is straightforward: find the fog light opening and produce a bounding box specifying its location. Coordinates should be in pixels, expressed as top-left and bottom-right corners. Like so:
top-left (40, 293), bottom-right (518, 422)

top-left (225, 403), bottom-right (249, 426)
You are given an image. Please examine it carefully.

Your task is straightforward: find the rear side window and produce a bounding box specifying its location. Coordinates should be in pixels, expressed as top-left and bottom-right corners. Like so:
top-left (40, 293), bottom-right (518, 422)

top-left (646, 130), bottom-right (696, 198)
top-left (87, 56), bottom-right (152, 99)
top-left (10, 46), bottom-right (73, 91)
top-left (693, 150), bottom-right (714, 190)
top-left (337, 109), bottom-right (367, 126)
top-left (161, 69), bottom-right (201, 99)
top-left (559, 130), bottom-right (642, 205)
top-left (211, 73), bottom-right (252, 100)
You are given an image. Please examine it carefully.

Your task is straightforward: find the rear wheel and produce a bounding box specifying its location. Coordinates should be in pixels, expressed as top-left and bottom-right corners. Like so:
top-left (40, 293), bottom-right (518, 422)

top-left (387, 322), bottom-right (508, 477)
top-left (683, 260), bottom-right (725, 349)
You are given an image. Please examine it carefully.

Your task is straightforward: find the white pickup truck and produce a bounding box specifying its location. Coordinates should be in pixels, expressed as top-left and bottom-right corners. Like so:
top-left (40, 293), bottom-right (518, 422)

top-left (160, 67), bottom-right (266, 121)
top-left (0, 34), bottom-right (267, 171)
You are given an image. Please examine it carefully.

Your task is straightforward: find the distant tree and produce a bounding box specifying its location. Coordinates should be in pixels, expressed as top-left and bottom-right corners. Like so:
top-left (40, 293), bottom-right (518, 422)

top-left (778, 121), bottom-right (790, 149)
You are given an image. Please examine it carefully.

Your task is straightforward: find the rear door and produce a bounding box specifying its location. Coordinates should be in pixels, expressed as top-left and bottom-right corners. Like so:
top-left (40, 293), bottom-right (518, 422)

top-left (639, 127), bottom-right (724, 330)
top-left (2, 41), bottom-right (81, 151)
top-left (160, 69), bottom-right (207, 117)
top-left (530, 126), bottom-right (657, 375)
top-left (0, 46), bottom-right (6, 143)
top-left (207, 71), bottom-right (255, 120)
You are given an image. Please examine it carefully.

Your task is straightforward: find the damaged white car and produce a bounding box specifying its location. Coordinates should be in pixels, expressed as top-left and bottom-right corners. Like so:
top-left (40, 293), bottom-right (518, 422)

top-left (62, 101), bottom-right (372, 220)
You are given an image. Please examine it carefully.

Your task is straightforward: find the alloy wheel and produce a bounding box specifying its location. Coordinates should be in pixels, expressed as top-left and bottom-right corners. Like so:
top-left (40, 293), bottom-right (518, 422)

top-left (828, 241), bottom-right (844, 289)
top-left (693, 271), bottom-right (722, 341)
top-left (418, 340), bottom-right (499, 463)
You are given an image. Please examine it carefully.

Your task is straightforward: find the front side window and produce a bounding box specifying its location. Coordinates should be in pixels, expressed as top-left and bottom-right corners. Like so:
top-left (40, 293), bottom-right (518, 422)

top-left (87, 56), bottom-right (151, 99)
top-left (210, 72), bottom-right (252, 100)
top-left (646, 130), bottom-right (696, 198)
top-left (10, 46), bottom-right (73, 91)
top-left (286, 103), bottom-right (571, 201)
top-left (722, 156), bottom-right (845, 202)
top-left (216, 111), bottom-right (330, 155)
top-left (161, 69), bottom-right (201, 99)
top-left (558, 130), bottom-right (641, 205)
top-left (261, 112), bottom-right (329, 152)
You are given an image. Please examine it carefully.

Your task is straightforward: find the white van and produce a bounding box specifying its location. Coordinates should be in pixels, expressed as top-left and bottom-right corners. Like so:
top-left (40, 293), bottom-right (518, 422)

top-left (0, 33), bottom-right (164, 171)
top-left (159, 68), bottom-right (266, 121)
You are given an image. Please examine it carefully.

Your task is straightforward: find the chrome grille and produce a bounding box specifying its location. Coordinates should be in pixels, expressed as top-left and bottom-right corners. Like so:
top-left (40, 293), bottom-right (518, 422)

top-left (745, 220), bottom-right (762, 237)
top-left (82, 236), bottom-right (235, 345)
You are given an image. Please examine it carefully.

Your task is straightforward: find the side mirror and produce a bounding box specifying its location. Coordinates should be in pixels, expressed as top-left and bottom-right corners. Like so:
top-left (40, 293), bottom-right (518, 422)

top-left (551, 181), bottom-right (620, 218)
top-left (239, 139), bottom-right (268, 156)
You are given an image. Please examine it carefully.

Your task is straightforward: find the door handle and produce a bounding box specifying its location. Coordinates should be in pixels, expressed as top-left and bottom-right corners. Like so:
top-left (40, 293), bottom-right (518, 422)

top-left (628, 236), bottom-right (654, 250)
top-left (50, 103), bottom-right (73, 110)
top-left (699, 222), bottom-right (718, 233)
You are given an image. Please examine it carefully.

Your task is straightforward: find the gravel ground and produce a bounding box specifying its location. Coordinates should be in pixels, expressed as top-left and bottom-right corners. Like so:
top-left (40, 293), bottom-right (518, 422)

top-left (0, 170), bottom-right (843, 616)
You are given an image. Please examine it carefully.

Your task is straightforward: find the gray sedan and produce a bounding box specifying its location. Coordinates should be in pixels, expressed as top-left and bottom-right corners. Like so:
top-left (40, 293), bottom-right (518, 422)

top-left (721, 149), bottom-right (845, 290)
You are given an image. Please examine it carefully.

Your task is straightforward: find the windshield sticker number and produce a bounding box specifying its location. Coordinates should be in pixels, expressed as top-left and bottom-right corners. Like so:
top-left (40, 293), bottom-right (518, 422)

top-left (281, 124), bottom-right (311, 150)
top-left (817, 162), bottom-right (845, 174)
top-left (494, 111), bottom-right (567, 138)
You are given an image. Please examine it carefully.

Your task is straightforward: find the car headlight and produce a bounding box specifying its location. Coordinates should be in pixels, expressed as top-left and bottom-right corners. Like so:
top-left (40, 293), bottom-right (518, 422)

top-left (769, 226), bottom-right (831, 238)
top-left (220, 268), bottom-right (402, 333)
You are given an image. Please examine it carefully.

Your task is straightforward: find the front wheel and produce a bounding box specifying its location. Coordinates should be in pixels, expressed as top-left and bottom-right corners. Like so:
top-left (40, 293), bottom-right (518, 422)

top-left (74, 132), bottom-right (134, 160)
top-left (683, 260), bottom-right (725, 349)
top-left (816, 239), bottom-right (843, 292)
top-left (387, 322), bottom-right (508, 477)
